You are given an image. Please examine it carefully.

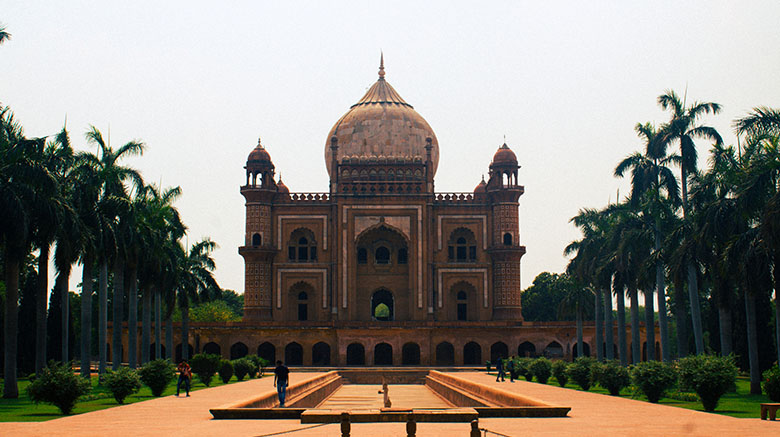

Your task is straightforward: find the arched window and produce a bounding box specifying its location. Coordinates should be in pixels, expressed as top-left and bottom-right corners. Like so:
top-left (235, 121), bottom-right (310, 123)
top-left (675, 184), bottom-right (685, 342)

top-left (457, 290), bottom-right (468, 321)
top-left (357, 247), bottom-right (368, 264)
top-left (288, 229), bottom-right (317, 262)
top-left (397, 248), bottom-right (408, 264)
top-left (448, 228), bottom-right (477, 262)
top-left (297, 291), bottom-right (308, 321)
top-left (375, 246), bottom-right (390, 264)
top-left (503, 232), bottom-right (512, 246)
top-left (372, 289), bottom-right (394, 321)
top-left (252, 233), bottom-right (261, 246)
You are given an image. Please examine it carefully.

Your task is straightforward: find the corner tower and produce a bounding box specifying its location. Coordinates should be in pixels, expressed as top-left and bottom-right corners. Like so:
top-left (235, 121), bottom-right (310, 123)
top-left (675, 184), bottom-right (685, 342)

top-left (487, 143), bottom-right (526, 320)
top-left (239, 138), bottom-right (279, 320)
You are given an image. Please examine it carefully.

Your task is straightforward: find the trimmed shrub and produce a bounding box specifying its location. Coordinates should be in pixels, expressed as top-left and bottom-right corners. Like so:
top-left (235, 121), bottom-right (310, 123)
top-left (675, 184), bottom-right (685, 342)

top-left (103, 367), bottom-right (142, 404)
top-left (218, 360), bottom-right (234, 384)
top-left (233, 358), bottom-right (255, 381)
top-left (138, 359), bottom-right (176, 397)
top-left (677, 355), bottom-right (737, 411)
top-left (485, 361), bottom-right (492, 372)
top-left (529, 358), bottom-right (552, 384)
top-left (519, 358), bottom-right (534, 381)
top-left (26, 361), bottom-right (91, 415)
top-left (631, 361), bottom-right (676, 403)
top-left (190, 353), bottom-right (222, 387)
top-left (567, 357), bottom-right (596, 391)
top-left (593, 360), bottom-right (630, 396)
top-left (245, 354), bottom-right (265, 377)
top-left (763, 365), bottom-right (780, 402)
top-left (552, 360), bottom-right (568, 387)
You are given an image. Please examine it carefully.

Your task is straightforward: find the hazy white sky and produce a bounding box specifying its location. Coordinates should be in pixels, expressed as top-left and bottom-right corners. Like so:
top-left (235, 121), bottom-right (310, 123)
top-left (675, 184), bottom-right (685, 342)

top-left (3, 1), bottom-right (780, 296)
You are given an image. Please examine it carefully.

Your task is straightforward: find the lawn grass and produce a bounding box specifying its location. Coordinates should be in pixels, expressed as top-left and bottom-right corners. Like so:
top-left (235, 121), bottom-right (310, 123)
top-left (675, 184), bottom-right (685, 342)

top-left (0, 372), bottom-right (264, 422)
top-left (502, 373), bottom-right (771, 418)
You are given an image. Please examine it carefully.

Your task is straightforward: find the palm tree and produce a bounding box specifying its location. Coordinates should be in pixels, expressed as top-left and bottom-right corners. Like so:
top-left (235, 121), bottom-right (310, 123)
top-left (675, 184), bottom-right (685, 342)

top-left (1, 107), bottom-right (57, 397)
top-left (557, 278), bottom-right (594, 359)
top-left (82, 126), bottom-right (144, 371)
top-left (175, 238), bottom-right (220, 361)
top-left (0, 24), bottom-right (10, 45)
top-left (615, 122), bottom-right (680, 361)
top-left (657, 89), bottom-right (722, 355)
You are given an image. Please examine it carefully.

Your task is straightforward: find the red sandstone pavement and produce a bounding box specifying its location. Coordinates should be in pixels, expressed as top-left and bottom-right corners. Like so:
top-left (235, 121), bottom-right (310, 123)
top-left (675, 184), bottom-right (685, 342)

top-left (1, 371), bottom-right (778, 436)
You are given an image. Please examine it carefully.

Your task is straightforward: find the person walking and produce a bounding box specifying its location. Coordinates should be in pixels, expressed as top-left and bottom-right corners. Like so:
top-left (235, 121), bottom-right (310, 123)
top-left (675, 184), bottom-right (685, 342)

top-left (273, 360), bottom-right (290, 407)
top-left (495, 356), bottom-right (505, 382)
top-left (176, 360), bottom-right (192, 397)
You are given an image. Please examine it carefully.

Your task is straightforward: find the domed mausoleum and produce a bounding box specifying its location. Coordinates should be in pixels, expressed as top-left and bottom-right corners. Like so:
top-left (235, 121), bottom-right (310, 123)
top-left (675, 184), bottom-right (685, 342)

top-left (110, 58), bottom-right (659, 366)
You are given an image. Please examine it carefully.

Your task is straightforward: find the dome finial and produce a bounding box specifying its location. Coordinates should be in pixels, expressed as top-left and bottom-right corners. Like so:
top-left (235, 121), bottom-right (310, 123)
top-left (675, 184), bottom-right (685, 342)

top-left (257, 136), bottom-right (263, 148)
top-left (378, 51), bottom-right (385, 79)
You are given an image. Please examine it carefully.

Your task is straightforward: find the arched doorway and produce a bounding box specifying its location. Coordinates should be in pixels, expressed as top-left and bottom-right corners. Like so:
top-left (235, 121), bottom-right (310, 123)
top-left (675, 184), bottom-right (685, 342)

top-left (258, 342), bottom-right (275, 363)
top-left (573, 342), bottom-right (591, 358)
top-left (371, 289), bottom-right (394, 321)
top-left (518, 341), bottom-right (536, 358)
top-left (544, 341), bottom-right (564, 358)
top-left (490, 342), bottom-right (508, 363)
top-left (203, 342), bottom-right (221, 356)
top-left (149, 344), bottom-right (166, 360)
top-left (436, 342), bottom-right (455, 366)
top-left (289, 282), bottom-right (316, 322)
top-left (175, 343), bottom-right (193, 363)
top-left (463, 342), bottom-right (482, 365)
top-left (346, 343), bottom-right (365, 365)
top-left (402, 343), bottom-right (420, 365)
top-left (231, 342), bottom-right (249, 360)
top-left (312, 342), bottom-right (331, 366)
top-left (285, 342), bottom-right (303, 365)
top-left (374, 343), bottom-right (393, 365)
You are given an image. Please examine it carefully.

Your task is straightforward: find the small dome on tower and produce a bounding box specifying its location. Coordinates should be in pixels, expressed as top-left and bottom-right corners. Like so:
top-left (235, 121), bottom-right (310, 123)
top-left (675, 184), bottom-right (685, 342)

top-left (492, 143), bottom-right (517, 165)
top-left (474, 176), bottom-right (487, 193)
top-left (247, 137), bottom-right (273, 165)
top-left (276, 176), bottom-right (289, 193)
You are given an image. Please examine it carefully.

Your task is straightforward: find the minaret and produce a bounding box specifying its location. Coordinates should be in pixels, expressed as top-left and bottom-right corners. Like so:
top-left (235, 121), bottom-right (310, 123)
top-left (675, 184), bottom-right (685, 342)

top-left (239, 137), bottom-right (279, 320)
top-left (486, 142), bottom-right (526, 320)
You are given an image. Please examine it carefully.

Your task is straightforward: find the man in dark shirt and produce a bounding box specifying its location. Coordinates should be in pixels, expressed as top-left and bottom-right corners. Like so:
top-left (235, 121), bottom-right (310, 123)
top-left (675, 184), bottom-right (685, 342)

top-left (273, 360), bottom-right (290, 407)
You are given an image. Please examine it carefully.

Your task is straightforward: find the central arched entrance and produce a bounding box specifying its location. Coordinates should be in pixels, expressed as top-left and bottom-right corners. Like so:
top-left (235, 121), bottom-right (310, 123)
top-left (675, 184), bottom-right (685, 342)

top-left (371, 289), bottom-right (394, 321)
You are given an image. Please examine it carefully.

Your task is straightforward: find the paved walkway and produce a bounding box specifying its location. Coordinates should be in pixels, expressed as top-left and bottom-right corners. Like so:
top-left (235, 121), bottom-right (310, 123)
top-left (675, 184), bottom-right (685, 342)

top-left (1, 371), bottom-right (778, 436)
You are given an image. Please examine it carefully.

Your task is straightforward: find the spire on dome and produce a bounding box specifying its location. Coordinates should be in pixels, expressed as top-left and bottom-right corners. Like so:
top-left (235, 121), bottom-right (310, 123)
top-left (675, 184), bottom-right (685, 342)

top-left (378, 52), bottom-right (385, 79)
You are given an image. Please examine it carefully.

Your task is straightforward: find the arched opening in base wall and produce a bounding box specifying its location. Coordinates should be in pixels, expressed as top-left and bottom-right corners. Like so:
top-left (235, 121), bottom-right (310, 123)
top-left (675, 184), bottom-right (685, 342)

top-left (518, 341), bottom-right (536, 358)
top-left (149, 344), bottom-right (166, 360)
top-left (490, 341), bottom-right (508, 363)
top-left (573, 342), bottom-right (591, 358)
top-left (285, 342), bottom-right (303, 365)
top-left (175, 343), bottom-right (193, 363)
top-left (346, 343), bottom-right (365, 366)
top-left (258, 342), bottom-right (276, 363)
top-left (371, 289), bottom-right (394, 321)
top-left (402, 343), bottom-right (420, 365)
top-left (203, 342), bottom-right (221, 356)
top-left (435, 342), bottom-right (455, 366)
top-left (231, 342), bottom-right (249, 360)
top-left (463, 342), bottom-right (482, 365)
top-left (374, 343), bottom-right (393, 365)
top-left (312, 342), bottom-right (331, 366)
top-left (543, 341), bottom-right (563, 358)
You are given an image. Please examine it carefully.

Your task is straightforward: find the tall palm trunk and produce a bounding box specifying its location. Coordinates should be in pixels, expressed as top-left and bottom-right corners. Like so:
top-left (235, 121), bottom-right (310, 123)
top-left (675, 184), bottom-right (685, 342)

top-left (644, 288), bottom-right (655, 361)
top-left (604, 288), bottom-right (614, 360)
top-left (616, 284), bottom-right (628, 366)
top-left (654, 227), bottom-right (670, 362)
top-left (141, 285), bottom-right (151, 364)
top-left (98, 261), bottom-right (108, 377)
top-left (127, 267), bottom-right (138, 368)
top-left (673, 276), bottom-right (689, 358)
top-left (773, 261), bottom-right (780, 368)
top-left (165, 315), bottom-right (173, 360)
top-left (112, 262), bottom-right (124, 369)
top-left (630, 286), bottom-right (640, 363)
top-left (718, 306), bottom-right (733, 356)
top-left (60, 263), bottom-right (72, 363)
top-left (154, 290), bottom-right (162, 359)
top-left (687, 263), bottom-right (705, 354)
top-left (80, 256), bottom-right (94, 377)
top-left (181, 305), bottom-right (190, 361)
top-left (3, 258), bottom-right (20, 398)
top-left (681, 171), bottom-right (705, 355)
top-left (35, 245), bottom-right (49, 374)
top-left (744, 290), bottom-right (761, 394)
top-left (595, 290), bottom-right (603, 361)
